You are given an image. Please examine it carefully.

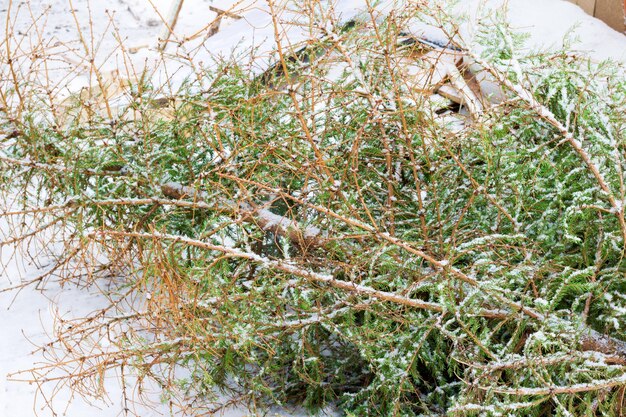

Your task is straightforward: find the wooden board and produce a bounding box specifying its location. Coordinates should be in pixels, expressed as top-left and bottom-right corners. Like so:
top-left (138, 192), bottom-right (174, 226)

top-left (595, 0), bottom-right (626, 31)
top-left (567, 0), bottom-right (596, 14)
top-left (567, 0), bottom-right (625, 32)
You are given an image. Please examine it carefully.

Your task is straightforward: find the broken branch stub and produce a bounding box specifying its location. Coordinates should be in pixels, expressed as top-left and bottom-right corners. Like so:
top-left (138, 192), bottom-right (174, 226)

top-left (160, 182), bottom-right (324, 249)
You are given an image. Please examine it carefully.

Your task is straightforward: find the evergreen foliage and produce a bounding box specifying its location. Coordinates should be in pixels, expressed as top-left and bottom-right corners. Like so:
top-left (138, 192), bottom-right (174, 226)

top-left (1, 2), bottom-right (625, 416)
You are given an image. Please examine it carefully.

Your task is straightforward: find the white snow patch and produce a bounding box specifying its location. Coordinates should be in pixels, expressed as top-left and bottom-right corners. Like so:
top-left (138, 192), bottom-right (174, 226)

top-left (454, 0), bottom-right (626, 64)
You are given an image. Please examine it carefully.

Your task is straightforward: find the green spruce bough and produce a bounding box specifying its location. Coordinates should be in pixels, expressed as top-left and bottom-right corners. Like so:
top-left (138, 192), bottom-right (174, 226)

top-left (1, 4), bottom-right (625, 416)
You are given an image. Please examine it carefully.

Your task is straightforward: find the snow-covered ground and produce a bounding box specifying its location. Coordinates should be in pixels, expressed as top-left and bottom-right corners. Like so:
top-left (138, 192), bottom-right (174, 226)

top-left (0, 240), bottom-right (169, 416)
top-left (1, 0), bottom-right (625, 416)
top-left (454, 0), bottom-right (626, 64)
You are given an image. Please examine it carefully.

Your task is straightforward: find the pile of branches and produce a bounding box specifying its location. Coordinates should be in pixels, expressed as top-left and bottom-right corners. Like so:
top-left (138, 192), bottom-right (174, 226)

top-left (1, 1), bottom-right (626, 415)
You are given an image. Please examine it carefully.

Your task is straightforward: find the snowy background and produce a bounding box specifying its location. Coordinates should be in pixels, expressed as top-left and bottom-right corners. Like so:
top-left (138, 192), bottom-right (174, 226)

top-left (1, 0), bottom-right (624, 416)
